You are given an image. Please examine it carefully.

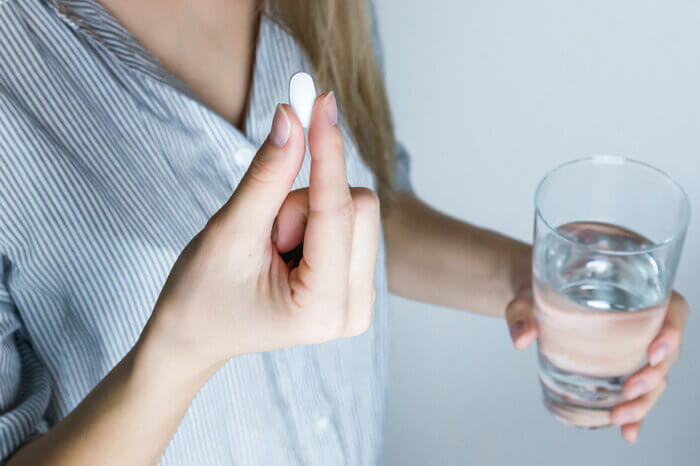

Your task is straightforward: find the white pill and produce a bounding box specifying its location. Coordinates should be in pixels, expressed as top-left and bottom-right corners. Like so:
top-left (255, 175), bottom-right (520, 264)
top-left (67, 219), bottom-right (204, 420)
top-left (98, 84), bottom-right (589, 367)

top-left (289, 72), bottom-right (316, 128)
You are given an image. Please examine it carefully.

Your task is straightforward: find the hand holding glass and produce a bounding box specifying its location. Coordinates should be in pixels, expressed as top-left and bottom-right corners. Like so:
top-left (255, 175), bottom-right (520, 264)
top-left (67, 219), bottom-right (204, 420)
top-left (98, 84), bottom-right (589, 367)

top-left (533, 156), bottom-right (690, 428)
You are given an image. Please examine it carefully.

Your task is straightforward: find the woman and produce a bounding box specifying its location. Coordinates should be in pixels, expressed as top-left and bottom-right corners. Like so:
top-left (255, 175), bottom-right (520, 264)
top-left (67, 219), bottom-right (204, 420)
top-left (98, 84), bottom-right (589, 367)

top-left (0, 0), bottom-right (689, 464)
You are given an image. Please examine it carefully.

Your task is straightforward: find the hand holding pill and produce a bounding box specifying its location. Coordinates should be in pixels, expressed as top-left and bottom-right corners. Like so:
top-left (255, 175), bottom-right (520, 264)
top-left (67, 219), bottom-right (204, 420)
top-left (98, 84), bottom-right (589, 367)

top-left (150, 73), bottom-right (380, 367)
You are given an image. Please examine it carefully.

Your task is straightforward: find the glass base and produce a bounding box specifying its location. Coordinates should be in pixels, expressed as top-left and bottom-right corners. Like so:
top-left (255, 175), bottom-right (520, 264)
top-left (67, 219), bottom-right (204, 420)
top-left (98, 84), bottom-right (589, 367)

top-left (538, 353), bottom-right (627, 429)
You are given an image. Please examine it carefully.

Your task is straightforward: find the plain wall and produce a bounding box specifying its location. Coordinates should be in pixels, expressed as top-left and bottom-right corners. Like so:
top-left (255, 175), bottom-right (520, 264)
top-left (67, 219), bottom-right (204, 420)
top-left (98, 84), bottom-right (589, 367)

top-left (374, 1), bottom-right (699, 465)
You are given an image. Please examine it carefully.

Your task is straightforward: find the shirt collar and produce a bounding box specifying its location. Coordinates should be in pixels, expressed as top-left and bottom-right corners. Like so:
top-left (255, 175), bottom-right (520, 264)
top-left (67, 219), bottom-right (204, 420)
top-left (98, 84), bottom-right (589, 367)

top-left (45, 0), bottom-right (314, 154)
top-left (46, 0), bottom-right (196, 99)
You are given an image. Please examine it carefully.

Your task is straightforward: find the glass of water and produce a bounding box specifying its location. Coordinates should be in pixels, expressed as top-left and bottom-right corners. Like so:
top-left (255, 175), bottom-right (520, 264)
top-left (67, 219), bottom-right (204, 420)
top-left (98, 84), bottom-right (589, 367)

top-left (533, 156), bottom-right (690, 428)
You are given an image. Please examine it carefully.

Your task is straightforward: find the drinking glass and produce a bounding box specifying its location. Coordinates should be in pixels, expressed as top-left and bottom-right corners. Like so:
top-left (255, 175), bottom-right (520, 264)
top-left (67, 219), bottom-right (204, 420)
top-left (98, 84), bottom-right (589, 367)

top-left (533, 156), bottom-right (690, 428)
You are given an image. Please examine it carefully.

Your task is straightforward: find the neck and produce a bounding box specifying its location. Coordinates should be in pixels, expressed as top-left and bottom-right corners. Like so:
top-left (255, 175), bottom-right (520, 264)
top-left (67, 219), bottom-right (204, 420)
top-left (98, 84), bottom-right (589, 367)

top-left (97, 0), bottom-right (260, 128)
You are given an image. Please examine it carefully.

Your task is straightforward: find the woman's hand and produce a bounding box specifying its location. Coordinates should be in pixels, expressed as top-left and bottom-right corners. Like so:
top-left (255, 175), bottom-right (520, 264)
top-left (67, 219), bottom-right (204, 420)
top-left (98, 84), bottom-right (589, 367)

top-left (146, 92), bottom-right (380, 371)
top-left (8, 93), bottom-right (380, 466)
top-left (505, 288), bottom-right (689, 443)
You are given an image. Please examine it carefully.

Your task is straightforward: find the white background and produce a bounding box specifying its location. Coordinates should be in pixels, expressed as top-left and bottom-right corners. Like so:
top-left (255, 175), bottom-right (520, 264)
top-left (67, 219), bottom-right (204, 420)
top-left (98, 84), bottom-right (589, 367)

top-left (375, 1), bottom-right (699, 465)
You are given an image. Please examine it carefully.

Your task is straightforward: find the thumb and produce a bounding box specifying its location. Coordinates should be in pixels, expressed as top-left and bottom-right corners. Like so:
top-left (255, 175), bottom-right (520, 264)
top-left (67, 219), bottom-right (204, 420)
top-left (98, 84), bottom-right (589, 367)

top-left (505, 288), bottom-right (538, 350)
top-left (220, 104), bottom-right (305, 235)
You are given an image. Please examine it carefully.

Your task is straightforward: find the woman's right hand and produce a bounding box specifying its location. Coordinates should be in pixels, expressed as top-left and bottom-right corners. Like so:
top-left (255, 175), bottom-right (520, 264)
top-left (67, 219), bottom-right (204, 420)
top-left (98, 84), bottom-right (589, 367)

top-left (6, 93), bottom-right (379, 466)
top-left (145, 92), bottom-right (380, 371)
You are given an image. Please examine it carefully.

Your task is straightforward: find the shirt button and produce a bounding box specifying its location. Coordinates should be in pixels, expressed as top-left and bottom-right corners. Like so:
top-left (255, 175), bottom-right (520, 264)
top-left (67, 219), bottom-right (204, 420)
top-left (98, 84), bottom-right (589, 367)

top-left (234, 147), bottom-right (255, 166)
top-left (314, 415), bottom-right (329, 434)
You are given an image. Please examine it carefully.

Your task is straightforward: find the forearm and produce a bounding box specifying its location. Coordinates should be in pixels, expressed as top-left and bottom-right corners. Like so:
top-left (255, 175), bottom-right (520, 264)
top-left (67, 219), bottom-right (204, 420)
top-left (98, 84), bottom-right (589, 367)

top-left (383, 192), bottom-right (531, 317)
top-left (8, 314), bottom-right (219, 466)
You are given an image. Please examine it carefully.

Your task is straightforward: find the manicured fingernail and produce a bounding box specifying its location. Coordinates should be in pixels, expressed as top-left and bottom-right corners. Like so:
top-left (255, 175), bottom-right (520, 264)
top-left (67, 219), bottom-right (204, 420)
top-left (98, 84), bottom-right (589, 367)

top-left (325, 92), bottom-right (338, 126)
top-left (271, 217), bottom-right (279, 243)
top-left (270, 105), bottom-right (290, 147)
top-left (626, 379), bottom-right (648, 400)
top-left (649, 342), bottom-right (669, 366)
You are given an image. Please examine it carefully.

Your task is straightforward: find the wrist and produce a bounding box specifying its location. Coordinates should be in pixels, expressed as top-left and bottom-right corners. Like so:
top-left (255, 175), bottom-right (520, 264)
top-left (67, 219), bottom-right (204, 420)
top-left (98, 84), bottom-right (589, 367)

top-left (132, 304), bottom-right (224, 393)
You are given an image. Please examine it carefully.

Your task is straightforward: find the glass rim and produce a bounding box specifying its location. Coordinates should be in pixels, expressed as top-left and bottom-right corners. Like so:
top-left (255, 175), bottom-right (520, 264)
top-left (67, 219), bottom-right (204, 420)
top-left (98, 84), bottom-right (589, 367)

top-left (534, 155), bottom-right (691, 256)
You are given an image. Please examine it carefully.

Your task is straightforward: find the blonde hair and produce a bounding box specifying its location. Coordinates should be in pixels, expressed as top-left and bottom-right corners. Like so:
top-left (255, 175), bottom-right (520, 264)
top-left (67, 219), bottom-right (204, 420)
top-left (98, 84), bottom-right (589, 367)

top-left (267, 0), bottom-right (397, 199)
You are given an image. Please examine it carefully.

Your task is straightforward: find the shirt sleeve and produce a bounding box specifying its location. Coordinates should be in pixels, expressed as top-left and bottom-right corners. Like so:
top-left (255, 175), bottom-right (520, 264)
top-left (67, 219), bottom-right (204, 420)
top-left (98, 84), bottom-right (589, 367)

top-left (368, 0), bottom-right (414, 193)
top-left (0, 256), bottom-right (51, 463)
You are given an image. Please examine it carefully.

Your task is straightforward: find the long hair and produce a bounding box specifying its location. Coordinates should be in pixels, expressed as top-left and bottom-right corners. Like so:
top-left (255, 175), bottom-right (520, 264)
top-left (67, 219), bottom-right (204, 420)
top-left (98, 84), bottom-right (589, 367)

top-left (267, 0), bottom-right (397, 199)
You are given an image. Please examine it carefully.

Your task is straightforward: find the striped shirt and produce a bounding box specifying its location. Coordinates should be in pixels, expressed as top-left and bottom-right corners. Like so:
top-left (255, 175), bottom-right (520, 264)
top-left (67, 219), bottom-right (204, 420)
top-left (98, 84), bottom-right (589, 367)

top-left (0, 0), bottom-right (412, 464)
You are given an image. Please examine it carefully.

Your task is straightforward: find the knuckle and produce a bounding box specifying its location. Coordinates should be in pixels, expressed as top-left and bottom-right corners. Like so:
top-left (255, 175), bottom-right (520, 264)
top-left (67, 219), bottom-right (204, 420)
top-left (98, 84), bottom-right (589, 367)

top-left (313, 303), bottom-right (349, 341)
top-left (352, 321), bottom-right (372, 337)
top-left (629, 409), bottom-right (643, 422)
top-left (246, 154), bottom-right (280, 185)
top-left (348, 314), bottom-right (372, 337)
top-left (204, 211), bottom-right (251, 247)
top-left (329, 134), bottom-right (345, 155)
top-left (289, 282), bottom-right (353, 343)
top-left (506, 297), bottom-right (532, 317)
top-left (339, 196), bottom-right (355, 217)
top-left (352, 188), bottom-right (380, 215)
top-left (310, 126), bottom-right (345, 155)
top-left (332, 307), bottom-right (350, 338)
top-left (346, 298), bottom-right (374, 337)
top-left (327, 197), bottom-right (355, 224)
top-left (315, 197), bottom-right (354, 219)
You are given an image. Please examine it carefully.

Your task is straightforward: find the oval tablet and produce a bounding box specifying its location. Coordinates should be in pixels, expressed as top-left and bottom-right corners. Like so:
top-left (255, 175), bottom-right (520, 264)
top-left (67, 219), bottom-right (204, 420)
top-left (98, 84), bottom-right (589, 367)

top-left (289, 72), bottom-right (316, 128)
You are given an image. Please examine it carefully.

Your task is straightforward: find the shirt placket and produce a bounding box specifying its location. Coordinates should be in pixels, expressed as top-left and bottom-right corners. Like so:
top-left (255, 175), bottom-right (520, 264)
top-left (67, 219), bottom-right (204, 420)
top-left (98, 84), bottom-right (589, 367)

top-left (246, 17), bottom-right (349, 466)
top-left (47, 3), bottom-right (354, 463)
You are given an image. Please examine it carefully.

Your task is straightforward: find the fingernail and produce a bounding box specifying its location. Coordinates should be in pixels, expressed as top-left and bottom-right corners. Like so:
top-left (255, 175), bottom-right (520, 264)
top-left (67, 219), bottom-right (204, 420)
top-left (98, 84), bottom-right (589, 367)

top-left (626, 379), bottom-right (648, 400)
top-left (270, 105), bottom-right (290, 147)
top-left (512, 319), bottom-right (525, 335)
top-left (510, 320), bottom-right (526, 345)
top-left (271, 217), bottom-right (279, 243)
top-left (325, 92), bottom-right (338, 126)
top-left (649, 342), bottom-right (669, 366)
top-left (629, 429), bottom-right (639, 444)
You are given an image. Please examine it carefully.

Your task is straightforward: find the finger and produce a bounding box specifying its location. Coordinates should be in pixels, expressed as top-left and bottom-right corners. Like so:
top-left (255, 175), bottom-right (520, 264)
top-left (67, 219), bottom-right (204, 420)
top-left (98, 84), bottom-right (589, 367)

top-left (300, 92), bottom-right (353, 290)
top-left (306, 92), bottom-right (351, 214)
top-left (274, 188), bottom-right (309, 254)
top-left (621, 420), bottom-right (642, 444)
top-left (623, 353), bottom-right (676, 400)
top-left (648, 292), bottom-right (689, 366)
top-left (346, 188), bottom-right (381, 336)
top-left (222, 104), bottom-right (305, 235)
top-left (505, 291), bottom-right (537, 350)
top-left (611, 377), bottom-right (667, 425)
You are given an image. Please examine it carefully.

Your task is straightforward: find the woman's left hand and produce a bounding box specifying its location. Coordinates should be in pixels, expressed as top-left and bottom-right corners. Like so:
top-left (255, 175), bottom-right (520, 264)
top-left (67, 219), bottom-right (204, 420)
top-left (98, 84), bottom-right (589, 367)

top-left (505, 289), bottom-right (690, 443)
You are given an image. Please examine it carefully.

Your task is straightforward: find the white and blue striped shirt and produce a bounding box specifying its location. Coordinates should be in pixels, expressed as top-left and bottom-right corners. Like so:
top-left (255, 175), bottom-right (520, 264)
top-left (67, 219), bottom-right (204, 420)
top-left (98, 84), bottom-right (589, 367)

top-left (0, 0), bottom-right (412, 464)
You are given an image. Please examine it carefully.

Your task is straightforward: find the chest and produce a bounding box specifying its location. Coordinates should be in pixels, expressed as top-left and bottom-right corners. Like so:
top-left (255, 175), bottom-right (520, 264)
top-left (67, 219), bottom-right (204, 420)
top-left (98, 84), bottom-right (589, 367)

top-left (0, 5), bottom-right (390, 457)
top-left (98, 0), bottom-right (260, 127)
top-left (2, 26), bottom-right (377, 338)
